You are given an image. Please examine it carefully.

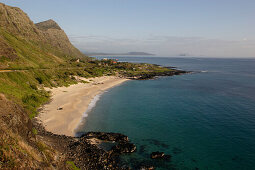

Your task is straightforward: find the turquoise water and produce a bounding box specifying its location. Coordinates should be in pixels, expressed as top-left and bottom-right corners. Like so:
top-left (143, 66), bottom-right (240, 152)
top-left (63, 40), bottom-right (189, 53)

top-left (77, 57), bottom-right (255, 169)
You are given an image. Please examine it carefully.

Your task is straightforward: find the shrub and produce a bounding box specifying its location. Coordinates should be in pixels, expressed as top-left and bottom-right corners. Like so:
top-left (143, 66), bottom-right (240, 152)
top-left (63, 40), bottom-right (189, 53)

top-left (30, 84), bottom-right (38, 90)
top-left (32, 128), bottom-right (38, 135)
top-left (22, 94), bottom-right (39, 105)
top-left (66, 161), bottom-right (80, 170)
top-left (35, 77), bottom-right (43, 84)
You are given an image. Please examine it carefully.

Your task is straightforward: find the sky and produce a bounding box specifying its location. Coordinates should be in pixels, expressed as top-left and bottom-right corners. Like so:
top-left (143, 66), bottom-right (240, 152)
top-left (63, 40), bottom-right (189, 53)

top-left (1, 0), bottom-right (255, 57)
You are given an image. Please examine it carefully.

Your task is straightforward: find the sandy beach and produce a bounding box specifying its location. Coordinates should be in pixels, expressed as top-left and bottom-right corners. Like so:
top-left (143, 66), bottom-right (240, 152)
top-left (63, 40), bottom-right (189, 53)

top-left (37, 76), bottom-right (129, 136)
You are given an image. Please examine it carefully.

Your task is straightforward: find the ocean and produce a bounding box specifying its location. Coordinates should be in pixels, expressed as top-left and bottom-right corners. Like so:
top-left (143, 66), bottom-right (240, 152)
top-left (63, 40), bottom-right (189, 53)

top-left (76, 57), bottom-right (255, 169)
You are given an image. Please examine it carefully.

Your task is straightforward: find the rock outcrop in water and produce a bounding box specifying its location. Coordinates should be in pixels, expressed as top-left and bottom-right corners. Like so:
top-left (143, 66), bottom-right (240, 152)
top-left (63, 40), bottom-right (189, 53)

top-left (131, 70), bottom-right (188, 80)
top-left (112, 142), bottom-right (136, 153)
top-left (150, 151), bottom-right (171, 160)
top-left (81, 132), bottom-right (129, 142)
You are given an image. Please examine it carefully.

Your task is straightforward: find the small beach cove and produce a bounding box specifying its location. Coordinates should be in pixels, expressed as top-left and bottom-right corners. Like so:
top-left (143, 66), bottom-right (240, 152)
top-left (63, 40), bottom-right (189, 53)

top-left (36, 76), bottom-right (129, 137)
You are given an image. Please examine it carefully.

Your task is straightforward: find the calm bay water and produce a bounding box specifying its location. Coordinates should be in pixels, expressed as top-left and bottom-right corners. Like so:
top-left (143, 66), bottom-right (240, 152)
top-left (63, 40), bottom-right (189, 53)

top-left (77, 57), bottom-right (255, 169)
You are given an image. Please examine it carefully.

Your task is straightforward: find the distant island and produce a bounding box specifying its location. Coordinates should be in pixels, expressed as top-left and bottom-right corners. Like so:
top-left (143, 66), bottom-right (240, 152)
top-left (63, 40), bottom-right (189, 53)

top-left (84, 51), bottom-right (155, 56)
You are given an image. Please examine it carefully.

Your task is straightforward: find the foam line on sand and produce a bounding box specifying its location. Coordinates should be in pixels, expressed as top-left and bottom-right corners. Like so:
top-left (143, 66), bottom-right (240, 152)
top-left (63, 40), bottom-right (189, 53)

top-left (37, 76), bottom-right (129, 136)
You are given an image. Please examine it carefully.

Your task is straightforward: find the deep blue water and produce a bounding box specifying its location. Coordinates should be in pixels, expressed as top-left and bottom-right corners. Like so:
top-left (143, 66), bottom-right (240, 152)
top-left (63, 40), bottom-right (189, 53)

top-left (77, 57), bottom-right (255, 169)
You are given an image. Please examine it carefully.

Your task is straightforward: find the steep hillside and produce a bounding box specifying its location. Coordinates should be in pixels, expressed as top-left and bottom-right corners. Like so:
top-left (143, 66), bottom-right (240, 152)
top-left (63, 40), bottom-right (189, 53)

top-left (0, 4), bottom-right (89, 168)
top-left (0, 2), bottom-right (87, 69)
top-left (35, 19), bottom-right (84, 58)
top-left (0, 3), bottom-right (41, 39)
top-left (0, 94), bottom-right (66, 169)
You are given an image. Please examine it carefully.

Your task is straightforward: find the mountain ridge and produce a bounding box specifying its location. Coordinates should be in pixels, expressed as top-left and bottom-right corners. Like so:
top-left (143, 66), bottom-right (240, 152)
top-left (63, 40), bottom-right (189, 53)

top-left (36, 19), bottom-right (62, 31)
top-left (0, 2), bottom-right (86, 68)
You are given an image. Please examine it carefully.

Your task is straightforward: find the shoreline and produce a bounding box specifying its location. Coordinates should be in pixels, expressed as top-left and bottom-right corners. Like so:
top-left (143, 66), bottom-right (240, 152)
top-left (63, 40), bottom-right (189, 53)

top-left (37, 76), bottom-right (129, 137)
top-left (74, 92), bottom-right (103, 136)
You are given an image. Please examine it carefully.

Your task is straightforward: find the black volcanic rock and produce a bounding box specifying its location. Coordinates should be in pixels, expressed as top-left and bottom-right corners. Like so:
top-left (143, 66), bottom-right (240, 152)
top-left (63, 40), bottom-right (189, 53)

top-left (150, 151), bottom-right (171, 160)
top-left (131, 70), bottom-right (189, 80)
top-left (151, 152), bottom-right (165, 159)
top-left (112, 142), bottom-right (136, 153)
top-left (81, 132), bottom-right (129, 142)
top-left (139, 165), bottom-right (155, 170)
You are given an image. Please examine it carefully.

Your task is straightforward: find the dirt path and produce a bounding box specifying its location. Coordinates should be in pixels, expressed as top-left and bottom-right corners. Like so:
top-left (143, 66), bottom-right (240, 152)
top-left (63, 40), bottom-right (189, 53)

top-left (0, 70), bottom-right (14, 72)
top-left (0, 67), bottom-right (85, 73)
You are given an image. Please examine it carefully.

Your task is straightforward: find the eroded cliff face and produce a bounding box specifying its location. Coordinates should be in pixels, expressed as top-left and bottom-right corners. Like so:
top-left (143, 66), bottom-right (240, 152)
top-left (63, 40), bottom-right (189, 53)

top-left (36, 19), bottom-right (84, 58)
top-left (0, 3), bottom-right (43, 41)
top-left (36, 19), bottom-right (62, 31)
top-left (0, 2), bottom-right (85, 60)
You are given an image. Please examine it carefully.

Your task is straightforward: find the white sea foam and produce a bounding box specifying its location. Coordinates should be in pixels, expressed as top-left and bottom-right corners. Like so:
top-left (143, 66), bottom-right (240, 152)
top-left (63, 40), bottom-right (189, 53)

top-left (74, 92), bottom-right (104, 136)
top-left (82, 93), bottom-right (103, 118)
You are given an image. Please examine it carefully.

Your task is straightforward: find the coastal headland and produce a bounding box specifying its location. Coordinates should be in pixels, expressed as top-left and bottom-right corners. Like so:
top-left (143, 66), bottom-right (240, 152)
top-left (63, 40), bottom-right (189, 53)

top-left (0, 2), bottom-right (187, 169)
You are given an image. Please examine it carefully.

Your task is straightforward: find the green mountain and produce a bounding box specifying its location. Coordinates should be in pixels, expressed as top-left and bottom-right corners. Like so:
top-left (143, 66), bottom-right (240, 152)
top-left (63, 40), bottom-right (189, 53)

top-left (0, 2), bottom-right (87, 69)
top-left (0, 3), bottom-right (90, 168)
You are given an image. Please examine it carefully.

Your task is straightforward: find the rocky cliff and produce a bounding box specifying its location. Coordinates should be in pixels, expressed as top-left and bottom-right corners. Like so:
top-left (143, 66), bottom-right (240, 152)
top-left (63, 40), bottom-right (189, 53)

top-left (35, 19), bottom-right (84, 58)
top-left (0, 3), bottom-right (41, 39)
top-left (0, 2), bottom-right (86, 66)
top-left (36, 19), bottom-right (62, 31)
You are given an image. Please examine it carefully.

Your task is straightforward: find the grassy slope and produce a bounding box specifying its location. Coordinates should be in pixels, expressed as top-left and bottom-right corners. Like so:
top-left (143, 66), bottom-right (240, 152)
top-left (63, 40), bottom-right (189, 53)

top-left (0, 29), bottom-right (90, 168)
top-left (0, 28), bottom-right (63, 69)
top-left (0, 28), bottom-right (92, 118)
top-left (0, 68), bottom-right (91, 118)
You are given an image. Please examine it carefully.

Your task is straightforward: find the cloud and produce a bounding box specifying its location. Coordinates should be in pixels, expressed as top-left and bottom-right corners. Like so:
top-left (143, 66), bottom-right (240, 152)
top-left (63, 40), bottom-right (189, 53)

top-left (68, 35), bottom-right (255, 58)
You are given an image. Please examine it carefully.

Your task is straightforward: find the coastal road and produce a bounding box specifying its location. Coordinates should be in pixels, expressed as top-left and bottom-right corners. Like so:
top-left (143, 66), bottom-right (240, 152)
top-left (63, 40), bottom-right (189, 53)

top-left (0, 70), bottom-right (16, 73)
top-left (0, 67), bottom-right (85, 73)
